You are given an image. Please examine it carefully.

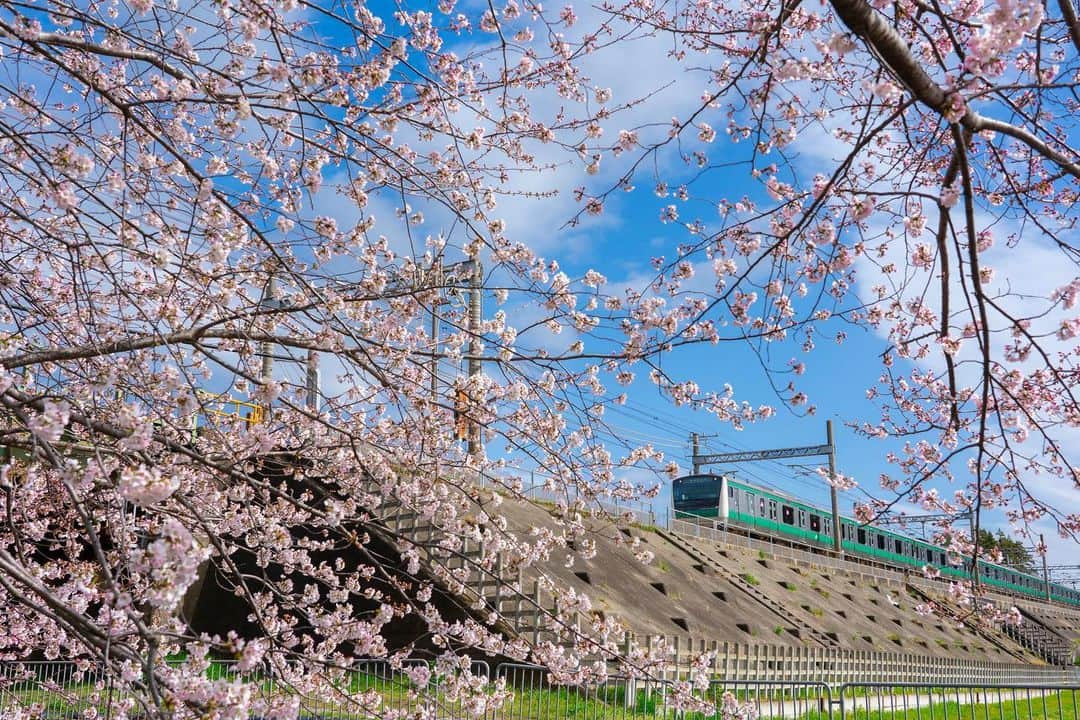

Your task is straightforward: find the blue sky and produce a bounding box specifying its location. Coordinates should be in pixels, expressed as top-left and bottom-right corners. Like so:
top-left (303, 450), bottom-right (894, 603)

top-left (246, 0), bottom-right (1079, 568)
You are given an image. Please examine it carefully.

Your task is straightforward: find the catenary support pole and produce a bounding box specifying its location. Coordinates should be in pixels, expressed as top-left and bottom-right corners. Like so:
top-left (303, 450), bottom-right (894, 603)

top-left (305, 349), bottom-right (319, 411)
top-left (827, 420), bottom-right (842, 555)
top-left (260, 274), bottom-right (276, 385)
top-left (430, 260), bottom-right (441, 404)
top-left (467, 260), bottom-right (483, 458)
top-left (691, 433), bottom-right (700, 474)
top-left (1041, 533), bottom-right (1051, 601)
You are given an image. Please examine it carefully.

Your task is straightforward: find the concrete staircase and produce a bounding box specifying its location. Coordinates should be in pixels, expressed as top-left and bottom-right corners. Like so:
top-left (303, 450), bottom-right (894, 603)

top-left (1003, 608), bottom-right (1074, 665)
top-left (905, 584), bottom-right (1033, 663)
top-left (368, 485), bottom-right (597, 653)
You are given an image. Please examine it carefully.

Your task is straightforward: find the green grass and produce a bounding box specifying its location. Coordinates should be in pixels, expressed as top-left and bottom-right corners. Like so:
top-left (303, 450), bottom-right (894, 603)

top-left (742, 573), bottom-right (761, 586)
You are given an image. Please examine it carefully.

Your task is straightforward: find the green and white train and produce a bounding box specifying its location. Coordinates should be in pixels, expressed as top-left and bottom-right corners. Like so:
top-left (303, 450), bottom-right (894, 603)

top-left (672, 473), bottom-right (1080, 608)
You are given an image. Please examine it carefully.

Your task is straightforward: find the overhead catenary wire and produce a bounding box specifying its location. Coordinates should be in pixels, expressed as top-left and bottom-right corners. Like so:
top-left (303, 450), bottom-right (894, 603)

top-left (692, 436), bottom-right (866, 515)
top-left (601, 399), bottom-right (863, 509)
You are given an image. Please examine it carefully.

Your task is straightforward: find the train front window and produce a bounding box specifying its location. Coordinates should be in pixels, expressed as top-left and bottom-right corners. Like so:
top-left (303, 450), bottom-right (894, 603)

top-left (673, 477), bottom-right (721, 509)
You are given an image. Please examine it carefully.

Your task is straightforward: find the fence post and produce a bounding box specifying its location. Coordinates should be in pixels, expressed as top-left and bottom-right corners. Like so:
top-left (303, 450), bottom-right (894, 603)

top-left (531, 581), bottom-right (541, 646)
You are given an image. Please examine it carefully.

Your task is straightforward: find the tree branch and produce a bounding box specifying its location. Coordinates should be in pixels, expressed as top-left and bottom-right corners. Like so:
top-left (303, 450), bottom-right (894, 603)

top-left (829, 0), bottom-right (1080, 179)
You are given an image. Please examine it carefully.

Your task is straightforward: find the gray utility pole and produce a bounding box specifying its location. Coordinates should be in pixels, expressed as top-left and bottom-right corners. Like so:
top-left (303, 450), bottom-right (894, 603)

top-left (260, 274), bottom-right (277, 386)
top-left (258, 274), bottom-right (322, 414)
top-left (466, 260), bottom-right (483, 458)
top-left (691, 433), bottom-right (700, 474)
top-left (305, 349), bottom-right (319, 411)
top-left (429, 259), bottom-right (442, 404)
top-left (438, 259), bottom-right (485, 457)
top-left (691, 421), bottom-right (843, 555)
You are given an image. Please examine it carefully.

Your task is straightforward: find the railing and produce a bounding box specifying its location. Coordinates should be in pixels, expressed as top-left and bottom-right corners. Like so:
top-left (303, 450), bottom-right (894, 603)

top-left (2, 660), bottom-right (1077, 719)
top-left (195, 389), bottom-right (265, 427)
top-left (836, 683), bottom-right (1080, 720)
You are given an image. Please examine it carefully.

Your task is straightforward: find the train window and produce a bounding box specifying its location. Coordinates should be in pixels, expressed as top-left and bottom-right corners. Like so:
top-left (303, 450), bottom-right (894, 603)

top-left (877, 535), bottom-right (886, 551)
top-left (782, 505), bottom-right (794, 525)
top-left (857, 528), bottom-right (866, 545)
top-left (728, 486), bottom-right (734, 497)
top-left (768, 500), bottom-right (777, 521)
top-left (809, 514), bottom-right (821, 532)
top-left (894, 539), bottom-right (902, 554)
top-left (759, 497), bottom-right (766, 516)
top-left (798, 509), bottom-right (806, 527)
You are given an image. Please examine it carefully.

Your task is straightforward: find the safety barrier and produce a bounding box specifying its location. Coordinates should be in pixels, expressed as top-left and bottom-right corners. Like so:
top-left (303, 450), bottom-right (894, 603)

top-left (195, 389), bottom-right (266, 427)
top-left (2, 659), bottom-right (1077, 719)
top-left (836, 683), bottom-right (1080, 720)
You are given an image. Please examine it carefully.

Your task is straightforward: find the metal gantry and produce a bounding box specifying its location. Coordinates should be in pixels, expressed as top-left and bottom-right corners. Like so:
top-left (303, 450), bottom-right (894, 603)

top-left (690, 421), bottom-right (843, 555)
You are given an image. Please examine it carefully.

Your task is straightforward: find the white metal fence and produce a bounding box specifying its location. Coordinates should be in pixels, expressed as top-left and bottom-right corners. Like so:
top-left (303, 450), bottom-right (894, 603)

top-left (2, 660), bottom-right (1078, 720)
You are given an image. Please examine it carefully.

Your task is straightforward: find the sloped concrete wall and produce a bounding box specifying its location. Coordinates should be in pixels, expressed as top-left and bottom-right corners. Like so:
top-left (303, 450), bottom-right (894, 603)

top-left (494, 496), bottom-right (1042, 662)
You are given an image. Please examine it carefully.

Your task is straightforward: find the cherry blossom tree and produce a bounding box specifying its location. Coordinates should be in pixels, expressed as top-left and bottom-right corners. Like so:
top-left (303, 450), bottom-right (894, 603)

top-left (0, 0), bottom-right (1077, 714)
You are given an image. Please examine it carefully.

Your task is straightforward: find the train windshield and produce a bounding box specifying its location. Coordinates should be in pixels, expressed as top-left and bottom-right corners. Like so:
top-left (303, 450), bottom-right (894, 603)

top-left (673, 475), bottom-right (722, 509)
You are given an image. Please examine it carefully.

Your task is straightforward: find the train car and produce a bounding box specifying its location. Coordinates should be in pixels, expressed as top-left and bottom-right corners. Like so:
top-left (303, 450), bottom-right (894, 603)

top-left (672, 473), bottom-right (1080, 608)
